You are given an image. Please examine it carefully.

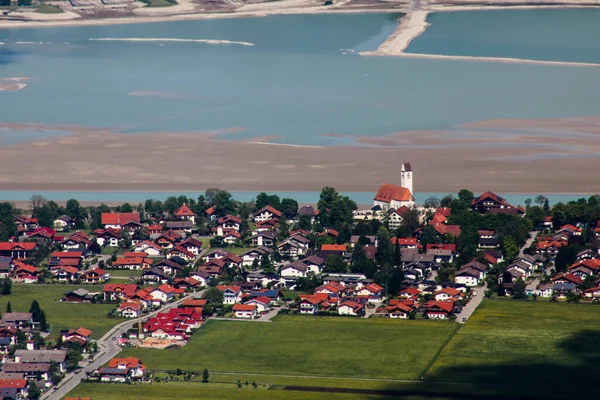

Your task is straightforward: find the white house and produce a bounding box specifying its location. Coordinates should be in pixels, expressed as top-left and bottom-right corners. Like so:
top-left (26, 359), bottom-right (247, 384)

top-left (245, 296), bottom-right (272, 313)
top-left (253, 206), bottom-right (282, 223)
top-left (337, 301), bottom-right (364, 316)
top-left (280, 261), bottom-right (309, 278)
top-left (233, 304), bottom-right (257, 319)
top-left (218, 285), bottom-right (243, 304)
top-left (133, 241), bottom-right (163, 256)
top-left (454, 268), bottom-right (483, 287)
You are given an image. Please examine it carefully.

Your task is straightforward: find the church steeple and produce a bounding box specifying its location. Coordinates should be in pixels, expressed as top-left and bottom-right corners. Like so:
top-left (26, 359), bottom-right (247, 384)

top-left (400, 163), bottom-right (413, 195)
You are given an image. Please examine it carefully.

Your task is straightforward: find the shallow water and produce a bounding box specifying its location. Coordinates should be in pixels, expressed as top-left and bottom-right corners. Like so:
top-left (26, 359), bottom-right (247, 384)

top-left (0, 12), bottom-right (599, 146)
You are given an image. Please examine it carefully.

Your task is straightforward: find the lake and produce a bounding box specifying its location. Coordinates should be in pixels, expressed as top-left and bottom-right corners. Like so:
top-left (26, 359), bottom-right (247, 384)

top-left (1, 11), bottom-right (600, 146)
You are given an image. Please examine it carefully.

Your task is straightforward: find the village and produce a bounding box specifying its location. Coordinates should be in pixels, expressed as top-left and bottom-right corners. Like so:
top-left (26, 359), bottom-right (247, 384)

top-left (0, 163), bottom-right (597, 398)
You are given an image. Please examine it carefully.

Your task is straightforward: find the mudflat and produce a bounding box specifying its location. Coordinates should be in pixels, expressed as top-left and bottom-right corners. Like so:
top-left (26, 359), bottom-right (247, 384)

top-left (1, 117), bottom-right (599, 194)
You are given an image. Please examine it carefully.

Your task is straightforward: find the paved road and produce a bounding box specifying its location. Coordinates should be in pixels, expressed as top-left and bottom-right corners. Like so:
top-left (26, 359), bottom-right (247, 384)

top-left (455, 284), bottom-right (486, 323)
top-left (519, 231), bottom-right (538, 258)
top-left (44, 291), bottom-right (204, 400)
top-left (212, 304), bottom-right (284, 323)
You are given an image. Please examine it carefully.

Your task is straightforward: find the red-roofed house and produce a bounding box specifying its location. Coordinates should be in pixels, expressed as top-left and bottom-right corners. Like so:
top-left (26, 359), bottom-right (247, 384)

top-left (118, 302), bottom-right (142, 318)
top-left (101, 212), bottom-right (140, 229)
top-left (103, 283), bottom-right (139, 301)
top-left (551, 273), bottom-right (583, 286)
top-left (472, 192), bottom-right (515, 214)
top-left (338, 300), bottom-right (365, 316)
top-left (216, 285), bottom-right (243, 304)
top-left (174, 204), bottom-right (197, 224)
top-left (390, 237), bottom-right (418, 249)
top-left (424, 301), bottom-right (454, 319)
top-left (232, 303), bottom-right (257, 319)
top-left (245, 296), bottom-right (272, 313)
top-left (434, 287), bottom-right (462, 301)
top-left (0, 242), bottom-right (36, 259)
top-left (100, 357), bottom-right (146, 382)
top-left (112, 256), bottom-right (152, 270)
top-left (81, 268), bottom-right (108, 284)
top-left (399, 287), bottom-right (421, 299)
top-left (253, 206), bottom-right (282, 223)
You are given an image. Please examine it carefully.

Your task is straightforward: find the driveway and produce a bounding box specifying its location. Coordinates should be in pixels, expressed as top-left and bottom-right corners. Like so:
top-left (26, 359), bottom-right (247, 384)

top-left (455, 284), bottom-right (486, 323)
top-left (43, 290), bottom-right (204, 400)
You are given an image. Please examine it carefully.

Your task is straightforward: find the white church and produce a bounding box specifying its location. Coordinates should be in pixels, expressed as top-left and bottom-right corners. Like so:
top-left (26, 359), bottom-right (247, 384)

top-left (373, 163), bottom-right (415, 211)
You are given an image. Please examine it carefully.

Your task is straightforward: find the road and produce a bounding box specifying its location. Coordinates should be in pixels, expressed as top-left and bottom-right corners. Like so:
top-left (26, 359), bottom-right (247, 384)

top-left (212, 304), bottom-right (285, 323)
top-left (455, 283), bottom-right (486, 323)
top-left (44, 290), bottom-right (204, 400)
top-left (519, 230), bottom-right (538, 258)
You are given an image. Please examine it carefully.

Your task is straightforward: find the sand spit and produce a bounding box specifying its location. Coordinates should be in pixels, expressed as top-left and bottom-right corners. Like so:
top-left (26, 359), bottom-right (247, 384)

top-left (0, 77), bottom-right (28, 91)
top-left (370, 10), bottom-right (429, 55)
top-left (89, 38), bottom-right (255, 46)
top-left (0, 118), bottom-right (599, 193)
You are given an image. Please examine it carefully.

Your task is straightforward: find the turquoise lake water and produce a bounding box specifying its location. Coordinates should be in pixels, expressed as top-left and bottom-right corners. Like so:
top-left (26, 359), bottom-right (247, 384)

top-left (1, 12), bottom-right (600, 146)
top-left (0, 190), bottom-right (594, 206)
top-left (407, 9), bottom-right (600, 63)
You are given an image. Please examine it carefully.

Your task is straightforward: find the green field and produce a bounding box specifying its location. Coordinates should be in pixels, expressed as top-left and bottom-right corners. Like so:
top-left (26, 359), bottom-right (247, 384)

top-left (106, 269), bottom-right (143, 278)
top-left (427, 299), bottom-right (600, 395)
top-left (0, 284), bottom-right (120, 340)
top-left (120, 315), bottom-right (456, 380)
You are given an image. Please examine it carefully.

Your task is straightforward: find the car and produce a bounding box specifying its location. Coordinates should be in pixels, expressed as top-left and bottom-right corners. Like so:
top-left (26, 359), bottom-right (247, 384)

top-left (462, 317), bottom-right (467, 322)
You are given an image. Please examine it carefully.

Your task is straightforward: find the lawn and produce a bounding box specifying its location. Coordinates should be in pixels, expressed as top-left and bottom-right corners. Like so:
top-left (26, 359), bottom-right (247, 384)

top-left (67, 380), bottom-right (475, 400)
top-left (427, 299), bottom-right (600, 396)
top-left (0, 284), bottom-right (120, 340)
top-left (225, 247), bottom-right (253, 255)
top-left (120, 315), bottom-right (456, 380)
top-left (106, 269), bottom-right (142, 278)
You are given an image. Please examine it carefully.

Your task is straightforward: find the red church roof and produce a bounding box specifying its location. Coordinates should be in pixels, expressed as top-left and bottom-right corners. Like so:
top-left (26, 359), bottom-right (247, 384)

top-left (374, 184), bottom-right (413, 203)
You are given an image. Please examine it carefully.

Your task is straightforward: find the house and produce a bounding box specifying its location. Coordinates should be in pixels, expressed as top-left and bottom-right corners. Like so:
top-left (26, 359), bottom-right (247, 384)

top-left (245, 296), bottom-right (272, 313)
top-left (232, 303), bottom-right (257, 319)
top-left (112, 256), bottom-right (152, 270)
top-left (99, 357), bottom-right (146, 382)
top-left (536, 283), bottom-right (554, 298)
top-left (14, 349), bottom-right (68, 373)
top-left (103, 283), bottom-right (139, 301)
top-left (80, 268), bottom-right (107, 284)
top-left (250, 231), bottom-right (276, 247)
top-left (583, 286), bottom-right (600, 300)
top-left (242, 246), bottom-right (274, 267)
top-left (147, 225), bottom-right (163, 236)
top-left (280, 261), bottom-right (310, 278)
top-left (118, 302), bottom-right (143, 318)
top-left (63, 288), bottom-right (96, 303)
top-left (216, 215), bottom-right (242, 232)
top-left (355, 283), bottom-right (384, 303)
top-left (61, 327), bottom-right (92, 346)
top-left (0, 257), bottom-right (11, 279)
top-left (133, 240), bottom-right (163, 256)
top-left (141, 268), bottom-right (171, 284)
top-left (385, 206), bottom-right (412, 229)
top-left (180, 298), bottom-right (207, 312)
top-left (298, 294), bottom-right (332, 314)
top-left (94, 228), bottom-right (121, 247)
top-left (551, 273), bottom-right (583, 286)
top-left (423, 301), bottom-right (454, 319)
top-left (320, 244), bottom-right (347, 259)
top-left (153, 259), bottom-right (185, 276)
top-left (536, 240), bottom-right (568, 257)
top-left (12, 262), bottom-right (40, 283)
top-left (478, 230), bottom-right (500, 249)
top-left (0, 242), bottom-right (36, 259)
top-left (155, 230), bottom-right (182, 248)
top-left (165, 221), bottom-right (194, 234)
top-left (553, 282), bottom-right (578, 297)
top-left (507, 261), bottom-right (534, 279)
top-left (150, 284), bottom-right (178, 303)
top-left (399, 287), bottom-right (421, 299)
top-left (1, 313), bottom-right (33, 329)
top-left (61, 233), bottom-right (91, 250)
top-left (454, 267), bottom-right (483, 287)
top-left (0, 379), bottom-right (27, 399)
top-left (390, 237), bottom-right (418, 249)
top-left (300, 255), bottom-right (325, 275)
top-left (101, 212), bottom-right (140, 229)
top-left (373, 163), bottom-right (415, 211)
top-left (204, 249), bottom-right (243, 268)
top-left (434, 287), bottom-right (461, 301)
top-left (166, 245), bottom-right (195, 262)
top-left (174, 203), bottom-right (197, 225)
top-left (472, 192), bottom-right (515, 214)
top-left (298, 205), bottom-right (317, 222)
top-left (216, 285), bottom-right (243, 304)
top-left (253, 206), bottom-right (282, 223)
top-left (54, 266), bottom-right (81, 284)
top-left (53, 215), bottom-right (74, 231)
top-left (338, 300), bottom-right (365, 316)
top-left (376, 303), bottom-right (413, 319)
top-left (178, 238), bottom-right (203, 255)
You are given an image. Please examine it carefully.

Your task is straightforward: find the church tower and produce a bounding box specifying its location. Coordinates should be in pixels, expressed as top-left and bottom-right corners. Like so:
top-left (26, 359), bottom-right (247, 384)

top-left (400, 163), bottom-right (413, 194)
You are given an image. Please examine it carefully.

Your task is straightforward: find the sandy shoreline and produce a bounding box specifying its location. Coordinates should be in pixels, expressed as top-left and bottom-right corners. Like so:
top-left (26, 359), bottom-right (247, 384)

top-left (0, 118), bottom-right (599, 195)
top-left (0, 0), bottom-right (598, 30)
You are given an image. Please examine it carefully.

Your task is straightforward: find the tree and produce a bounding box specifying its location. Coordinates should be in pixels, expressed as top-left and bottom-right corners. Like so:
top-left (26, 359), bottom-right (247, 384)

top-left (66, 348), bottom-right (83, 371)
top-left (277, 216), bottom-right (290, 241)
top-left (503, 236), bottom-right (519, 262)
top-left (202, 368), bottom-right (210, 383)
top-left (30, 194), bottom-right (47, 214)
top-left (535, 195), bottom-right (547, 207)
top-left (566, 291), bottom-right (581, 303)
top-left (89, 240), bottom-right (101, 254)
top-left (120, 203), bottom-right (134, 213)
top-left (38, 311), bottom-right (48, 332)
top-left (66, 199), bottom-right (87, 229)
top-left (203, 287), bottom-right (224, 306)
top-left (280, 198), bottom-right (299, 219)
top-left (298, 215), bottom-right (312, 231)
top-left (375, 226), bottom-right (392, 266)
top-left (324, 255), bottom-right (347, 273)
top-left (2, 278), bottom-right (11, 295)
top-left (512, 278), bottom-right (526, 300)
top-left (6, 301), bottom-right (11, 313)
top-left (423, 197), bottom-right (441, 208)
top-left (458, 189), bottom-right (474, 205)
top-left (28, 381), bottom-right (41, 400)
top-left (212, 190), bottom-right (236, 217)
top-left (440, 195), bottom-right (453, 208)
